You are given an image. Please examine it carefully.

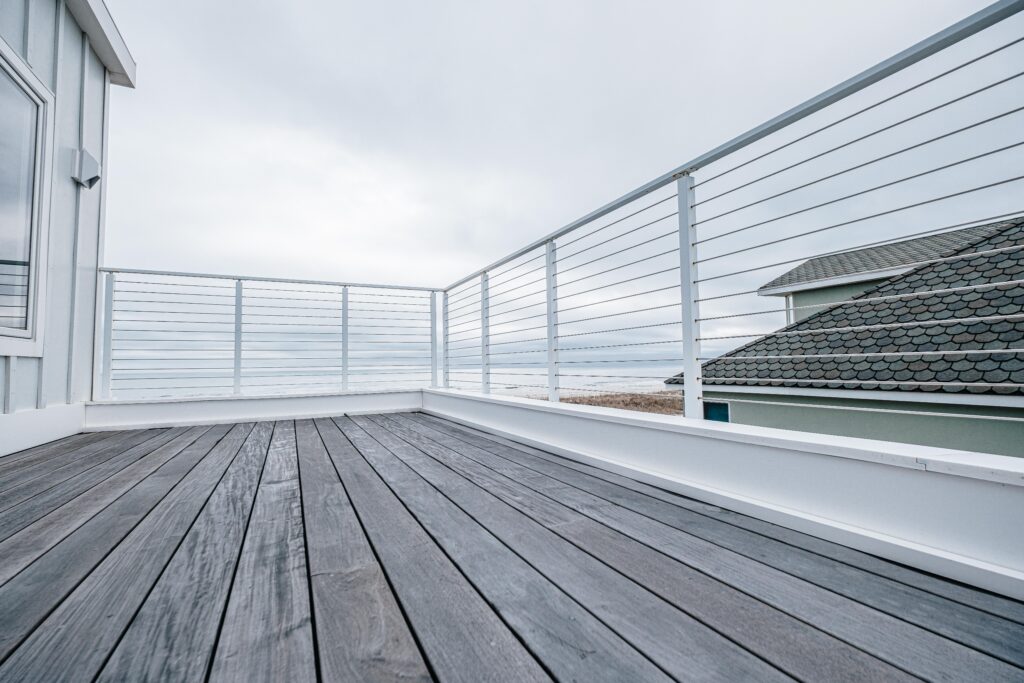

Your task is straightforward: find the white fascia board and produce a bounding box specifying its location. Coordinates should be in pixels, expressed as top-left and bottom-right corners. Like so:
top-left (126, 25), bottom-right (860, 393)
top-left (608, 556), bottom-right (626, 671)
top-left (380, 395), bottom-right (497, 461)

top-left (66, 0), bottom-right (136, 88)
top-left (757, 266), bottom-right (911, 297)
top-left (704, 383), bottom-right (1024, 409)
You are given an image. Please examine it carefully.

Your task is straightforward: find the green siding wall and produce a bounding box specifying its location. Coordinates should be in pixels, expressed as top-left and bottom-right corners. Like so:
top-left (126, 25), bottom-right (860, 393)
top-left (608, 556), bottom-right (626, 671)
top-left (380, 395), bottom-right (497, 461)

top-left (790, 279), bottom-right (887, 321)
top-left (702, 391), bottom-right (1024, 458)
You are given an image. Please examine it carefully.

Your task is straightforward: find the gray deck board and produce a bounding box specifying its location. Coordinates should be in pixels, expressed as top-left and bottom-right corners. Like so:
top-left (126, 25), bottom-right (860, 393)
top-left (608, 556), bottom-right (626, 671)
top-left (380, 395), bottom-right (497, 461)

top-left (1, 411), bottom-right (1021, 682)
top-left (426, 414), bottom-right (1024, 625)
top-left (410, 414), bottom-right (1024, 666)
top-left (384, 413), bottom-right (915, 682)
top-left (0, 424), bottom-right (237, 662)
top-left (408, 414), bottom-right (1024, 682)
top-left (360, 414), bottom-right (797, 682)
top-left (0, 431), bottom-right (111, 477)
top-left (0, 425), bottom-right (212, 586)
top-left (0, 427), bottom-right (188, 542)
top-left (96, 422), bottom-right (274, 682)
top-left (209, 421), bottom-right (317, 683)
top-left (0, 429), bottom-right (164, 510)
top-left (295, 419), bottom-right (431, 683)
top-left (0, 423), bottom-right (252, 681)
top-left (344, 415), bottom-right (677, 683)
top-left (317, 417), bottom-right (550, 683)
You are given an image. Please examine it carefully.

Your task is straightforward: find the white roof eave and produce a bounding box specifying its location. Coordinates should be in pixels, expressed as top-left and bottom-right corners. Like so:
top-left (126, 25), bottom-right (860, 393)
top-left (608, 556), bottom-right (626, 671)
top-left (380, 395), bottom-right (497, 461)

top-left (66, 0), bottom-right (136, 88)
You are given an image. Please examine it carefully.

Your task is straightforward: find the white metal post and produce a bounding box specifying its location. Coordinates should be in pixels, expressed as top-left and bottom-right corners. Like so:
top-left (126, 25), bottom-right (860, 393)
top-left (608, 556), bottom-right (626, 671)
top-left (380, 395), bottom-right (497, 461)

top-left (677, 174), bottom-right (703, 418)
top-left (480, 272), bottom-right (490, 394)
top-left (442, 291), bottom-right (450, 388)
top-left (342, 285), bottom-right (349, 391)
top-left (545, 241), bottom-right (559, 402)
top-left (430, 291), bottom-right (438, 388)
top-left (98, 271), bottom-right (114, 400)
top-left (233, 279), bottom-right (243, 395)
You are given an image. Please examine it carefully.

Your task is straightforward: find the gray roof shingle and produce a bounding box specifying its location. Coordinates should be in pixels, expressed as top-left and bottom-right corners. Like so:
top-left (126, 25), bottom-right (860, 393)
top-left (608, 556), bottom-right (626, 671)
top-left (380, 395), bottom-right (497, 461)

top-left (758, 222), bottom-right (1011, 293)
top-left (667, 217), bottom-right (1024, 395)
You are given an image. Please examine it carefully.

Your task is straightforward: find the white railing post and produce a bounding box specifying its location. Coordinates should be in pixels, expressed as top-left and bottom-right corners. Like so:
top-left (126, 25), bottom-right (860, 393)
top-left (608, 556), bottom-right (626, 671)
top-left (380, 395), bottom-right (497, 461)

top-left (98, 271), bottom-right (115, 400)
top-left (677, 174), bottom-right (703, 418)
top-left (480, 272), bottom-right (490, 394)
top-left (342, 285), bottom-right (349, 391)
top-left (233, 279), bottom-right (243, 395)
top-left (545, 241), bottom-right (559, 402)
top-left (442, 291), bottom-right (450, 388)
top-left (430, 291), bottom-right (438, 388)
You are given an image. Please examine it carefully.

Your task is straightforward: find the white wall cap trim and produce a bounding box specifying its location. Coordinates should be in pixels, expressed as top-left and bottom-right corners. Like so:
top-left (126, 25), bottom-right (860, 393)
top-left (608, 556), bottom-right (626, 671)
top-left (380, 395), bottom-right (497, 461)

top-left (423, 389), bottom-right (1024, 487)
top-left (66, 0), bottom-right (136, 87)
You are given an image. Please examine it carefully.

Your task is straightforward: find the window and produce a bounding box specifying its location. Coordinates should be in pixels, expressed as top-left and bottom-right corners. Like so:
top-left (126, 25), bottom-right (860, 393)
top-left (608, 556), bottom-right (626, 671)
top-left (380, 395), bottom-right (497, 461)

top-left (0, 44), bottom-right (49, 353)
top-left (703, 401), bottom-right (730, 422)
top-left (0, 67), bottom-right (38, 331)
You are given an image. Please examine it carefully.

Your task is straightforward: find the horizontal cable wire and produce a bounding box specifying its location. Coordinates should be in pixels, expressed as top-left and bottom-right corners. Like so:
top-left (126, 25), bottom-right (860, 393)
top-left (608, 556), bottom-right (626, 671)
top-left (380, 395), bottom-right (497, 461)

top-left (557, 232), bottom-right (678, 279)
top-left (707, 377), bottom-right (1024, 388)
top-left (696, 106), bottom-right (1024, 226)
top-left (695, 141), bottom-right (1024, 245)
top-left (698, 347), bottom-right (1024, 361)
top-left (557, 267), bottom-right (680, 302)
top-left (693, 37), bottom-right (1024, 191)
top-left (558, 339), bottom-right (684, 352)
top-left (695, 174), bottom-right (1024, 264)
top-left (697, 276), bottom-right (1024, 322)
top-left (556, 213), bottom-right (677, 264)
top-left (695, 210), bottom-right (1024, 284)
top-left (698, 313), bottom-right (1024, 341)
top-left (558, 247), bottom-right (680, 289)
top-left (558, 194), bottom-right (679, 250)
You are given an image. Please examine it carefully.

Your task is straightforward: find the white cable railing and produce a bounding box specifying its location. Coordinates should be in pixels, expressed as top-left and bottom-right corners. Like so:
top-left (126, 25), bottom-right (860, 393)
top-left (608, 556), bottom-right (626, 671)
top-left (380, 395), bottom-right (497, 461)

top-left (94, 1), bottom-right (1024, 417)
top-left (0, 260), bottom-right (29, 331)
top-left (94, 268), bottom-right (440, 400)
top-left (440, 0), bottom-right (1024, 417)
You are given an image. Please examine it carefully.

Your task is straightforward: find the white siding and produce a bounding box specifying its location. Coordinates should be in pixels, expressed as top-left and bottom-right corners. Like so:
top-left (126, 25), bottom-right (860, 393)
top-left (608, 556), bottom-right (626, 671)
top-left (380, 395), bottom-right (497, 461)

top-left (0, 0), bottom-right (111, 446)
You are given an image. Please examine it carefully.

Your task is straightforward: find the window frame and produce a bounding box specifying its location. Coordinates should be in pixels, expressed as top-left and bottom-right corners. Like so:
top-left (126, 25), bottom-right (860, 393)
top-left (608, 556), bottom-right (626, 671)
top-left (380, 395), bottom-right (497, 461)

top-left (0, 37), bottom-right (54, 357)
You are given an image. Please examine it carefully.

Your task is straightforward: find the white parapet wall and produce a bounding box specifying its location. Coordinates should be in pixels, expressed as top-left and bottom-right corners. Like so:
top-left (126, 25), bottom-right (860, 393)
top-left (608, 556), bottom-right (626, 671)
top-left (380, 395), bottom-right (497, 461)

top-left (422, 389), bottom-right (1024, 601)
top-left (84, 389), bottom-right (423, 431)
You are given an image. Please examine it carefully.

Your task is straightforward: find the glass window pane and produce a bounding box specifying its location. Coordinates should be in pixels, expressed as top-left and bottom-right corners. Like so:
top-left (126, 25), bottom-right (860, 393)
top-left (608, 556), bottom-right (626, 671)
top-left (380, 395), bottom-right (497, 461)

top-left (0, 68), bottom-right (37, 331)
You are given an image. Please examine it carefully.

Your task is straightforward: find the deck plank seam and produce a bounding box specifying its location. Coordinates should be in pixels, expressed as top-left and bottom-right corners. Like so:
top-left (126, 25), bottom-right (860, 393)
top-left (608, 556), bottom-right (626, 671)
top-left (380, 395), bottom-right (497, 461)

top-left (310, 418), bottom-right (439, 683)
top-left (0, 429), bottom-right (167, 506)
top-left (330, 415), bottom-right (560, 682)
top-left (371, 413), bottom-right (814, 682)
top-left (363, 413), bottom-right (794, 682)
top-left (0, 426), bottom-right (236, 665)
top-left (0, 426), bottom-right (216, 588)
top-left (292, 420), bottom-right (325, 683)
top-left (200, 422), bottom-right (273, 683)
top-left (90, 423), bottom-right (258, 681)
top-left (0, 428), bottom-right (194, 544)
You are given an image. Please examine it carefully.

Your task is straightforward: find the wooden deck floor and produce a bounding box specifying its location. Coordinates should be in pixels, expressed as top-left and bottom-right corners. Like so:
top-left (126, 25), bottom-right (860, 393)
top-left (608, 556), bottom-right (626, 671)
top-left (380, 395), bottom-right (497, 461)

top-left (0, 413), bottom-right (1022, 682)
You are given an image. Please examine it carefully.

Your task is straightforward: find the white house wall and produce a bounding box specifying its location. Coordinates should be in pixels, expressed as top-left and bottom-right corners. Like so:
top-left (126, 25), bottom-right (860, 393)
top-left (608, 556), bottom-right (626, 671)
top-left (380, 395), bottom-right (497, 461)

top-left (1, 1), bottom-right (110, 451)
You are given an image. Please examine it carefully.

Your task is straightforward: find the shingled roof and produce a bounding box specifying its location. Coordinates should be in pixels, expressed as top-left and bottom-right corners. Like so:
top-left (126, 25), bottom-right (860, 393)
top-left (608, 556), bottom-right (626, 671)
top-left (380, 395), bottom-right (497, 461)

top-left (667, 217), bottom-right (1024, 395)
top-left (758, 222), bottom-right (1011, 293)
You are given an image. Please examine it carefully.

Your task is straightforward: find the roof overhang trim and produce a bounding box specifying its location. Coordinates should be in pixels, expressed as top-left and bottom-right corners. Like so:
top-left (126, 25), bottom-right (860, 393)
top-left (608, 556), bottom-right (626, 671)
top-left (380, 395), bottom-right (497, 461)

top-left (66, 0), bottom-right (136, 88)
top-left (757, 266), bottom-right (911, 297)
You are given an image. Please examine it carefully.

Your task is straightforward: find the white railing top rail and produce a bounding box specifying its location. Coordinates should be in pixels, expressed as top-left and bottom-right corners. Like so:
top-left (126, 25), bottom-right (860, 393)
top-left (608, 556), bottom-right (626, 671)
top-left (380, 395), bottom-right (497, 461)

top-left (100, 266), bottom-right (441, 293)
top-left (444, 0), bottom-right (1024, 291)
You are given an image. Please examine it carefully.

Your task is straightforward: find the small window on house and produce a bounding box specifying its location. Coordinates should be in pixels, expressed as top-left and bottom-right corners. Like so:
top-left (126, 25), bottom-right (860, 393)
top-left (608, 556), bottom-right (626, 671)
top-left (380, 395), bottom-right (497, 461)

top-left (703, 401), bottom-right (730, 422)
top-left (0, 65), bottom-right (39, 333)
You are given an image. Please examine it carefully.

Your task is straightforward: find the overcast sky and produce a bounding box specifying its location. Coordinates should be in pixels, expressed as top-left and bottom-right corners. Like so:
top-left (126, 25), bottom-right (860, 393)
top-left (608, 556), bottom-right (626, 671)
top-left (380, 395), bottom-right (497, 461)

top-left (102, 0), bottom-right (993, 290)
